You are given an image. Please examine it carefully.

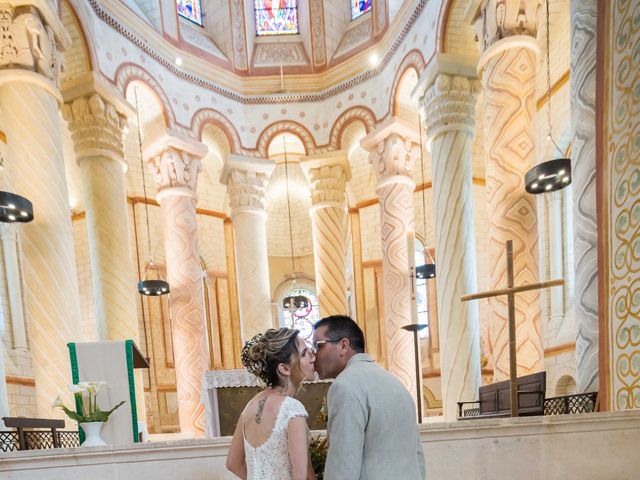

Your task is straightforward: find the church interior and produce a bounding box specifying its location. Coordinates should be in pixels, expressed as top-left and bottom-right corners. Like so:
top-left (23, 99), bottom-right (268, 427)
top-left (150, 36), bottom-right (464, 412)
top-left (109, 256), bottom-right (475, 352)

top-left (1, 0), bottom-right (639, 478)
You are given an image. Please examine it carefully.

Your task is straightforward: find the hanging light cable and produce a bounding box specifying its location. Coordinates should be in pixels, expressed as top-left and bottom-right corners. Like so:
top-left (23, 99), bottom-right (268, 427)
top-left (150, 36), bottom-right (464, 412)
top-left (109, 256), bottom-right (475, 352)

top-left (281, 136), bottom-right (309, 311)
top-left (415, 116), bottom-right (436, 279)
top-left (134, 87), bottom-right (170, 296)
top-left (525, 0), bottom-right (571, 194)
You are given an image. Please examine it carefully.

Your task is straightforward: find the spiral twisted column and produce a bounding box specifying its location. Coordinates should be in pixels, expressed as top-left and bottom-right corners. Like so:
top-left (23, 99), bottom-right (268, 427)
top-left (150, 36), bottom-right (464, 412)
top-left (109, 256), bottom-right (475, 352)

top-left (301, 152), bottom-right (351, 317)
top-left (418, 57), bottom-right (481, 420)
top-left (0, 3), bottom-right (81, 418)
top-left (474, 0), bottom-right (544, 381)
top-left (221, 155), bottom-right (275, 342)
top-left (62, 88), bottom-right (139, 343)
top-left (363, 124), bottom-right (419, 400)
top-left (146, 132), bottom-right (208, 436)
top-left (570, 0), bottom-right (598, 393)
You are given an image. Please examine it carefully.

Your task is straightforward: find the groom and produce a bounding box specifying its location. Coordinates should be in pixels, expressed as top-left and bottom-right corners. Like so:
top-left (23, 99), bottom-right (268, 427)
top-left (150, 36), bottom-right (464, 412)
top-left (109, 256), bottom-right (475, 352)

top-left (312, 315), bottom-right (425, 480)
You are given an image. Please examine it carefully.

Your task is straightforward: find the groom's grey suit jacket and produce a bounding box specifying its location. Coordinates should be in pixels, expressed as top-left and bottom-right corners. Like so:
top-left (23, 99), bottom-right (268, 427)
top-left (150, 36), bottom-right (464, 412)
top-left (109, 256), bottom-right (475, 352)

top-left (324, 354), bottom-right (425, 480)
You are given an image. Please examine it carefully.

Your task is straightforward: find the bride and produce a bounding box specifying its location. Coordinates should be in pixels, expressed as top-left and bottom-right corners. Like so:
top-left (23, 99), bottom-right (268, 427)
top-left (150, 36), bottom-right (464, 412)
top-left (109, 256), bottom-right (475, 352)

top-left (226, 328), bottom-right (317, 480)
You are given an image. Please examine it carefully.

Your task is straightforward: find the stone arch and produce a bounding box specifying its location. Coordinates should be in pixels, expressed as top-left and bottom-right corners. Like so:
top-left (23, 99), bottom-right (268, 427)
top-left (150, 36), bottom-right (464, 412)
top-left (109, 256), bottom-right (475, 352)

top-left (437, 0), bottom-right (479, 54)
top-left (191, 108), bottom-right (242, 154)
top-left (255, 121), bottom-right (317, 157)
top-left (61, 0), bottom-right (95, 75)
top-left (114, 63), bottom-right (176, 129)
top-left (328, 106), bottom-right (377, 150)
top-left (555, 374), bottom-right (577, 396)
top-left (387, 49), bottom-right (425, 119)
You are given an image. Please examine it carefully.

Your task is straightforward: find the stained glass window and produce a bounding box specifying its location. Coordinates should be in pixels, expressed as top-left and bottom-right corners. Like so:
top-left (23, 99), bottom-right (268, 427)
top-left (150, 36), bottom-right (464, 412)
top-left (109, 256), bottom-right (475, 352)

top-left (415, 239), bottom-right (429, 339)
top-left (351, 0), bottom-right (372, 20)
top-left (281, 288), bottom-right (319, 342)
top-left (254, 0), bottom-right (299, 36)
top-left (177, 0), bottom-right (203, 26)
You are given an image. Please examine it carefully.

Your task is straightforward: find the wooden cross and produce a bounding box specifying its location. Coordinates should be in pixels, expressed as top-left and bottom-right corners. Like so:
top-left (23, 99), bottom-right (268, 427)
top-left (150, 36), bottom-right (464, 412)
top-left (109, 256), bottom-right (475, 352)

top-left (461, 240), bottom-right (564, 417)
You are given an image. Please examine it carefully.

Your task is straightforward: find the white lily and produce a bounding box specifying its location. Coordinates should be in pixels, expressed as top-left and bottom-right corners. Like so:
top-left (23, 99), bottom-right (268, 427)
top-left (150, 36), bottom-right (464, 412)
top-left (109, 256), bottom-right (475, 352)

top-left (92, 381), bottom-right (108, 394)
top-left (51, 395), bottom-right (64, 409)
top-left (68, 384), bottom-right (87, 394)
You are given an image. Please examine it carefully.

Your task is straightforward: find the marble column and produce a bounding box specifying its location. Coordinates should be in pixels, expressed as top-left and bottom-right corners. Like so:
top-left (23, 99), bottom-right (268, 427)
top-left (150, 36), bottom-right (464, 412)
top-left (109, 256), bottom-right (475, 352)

top-left (62, 85), bottom-right (139, 342)
top-left (361, 120), bottom-right (420, 399)
top-left (145, 131), bottom-right (208, 436)
top-left (301, 152), bottom-right (351, 317)
top-left (221, 155), bottom-right (275, 342)
top-left (570, 0), bottom-right (598, 393)
top-left (417, 55), bottom-right (481, 420)
top-left (0, 3), bottom-right (82, 417)
top-left (474, 0), bottom-right (544, 381)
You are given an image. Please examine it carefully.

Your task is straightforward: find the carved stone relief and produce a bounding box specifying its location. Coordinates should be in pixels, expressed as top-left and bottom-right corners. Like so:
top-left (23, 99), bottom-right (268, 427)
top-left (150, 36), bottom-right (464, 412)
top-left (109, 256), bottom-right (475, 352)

top-left (0, 5), bottom-right (63, 87)
top-left (472, 0), bottom-right (542, 51)
top-left (148, 147), bottom-right (202, 193)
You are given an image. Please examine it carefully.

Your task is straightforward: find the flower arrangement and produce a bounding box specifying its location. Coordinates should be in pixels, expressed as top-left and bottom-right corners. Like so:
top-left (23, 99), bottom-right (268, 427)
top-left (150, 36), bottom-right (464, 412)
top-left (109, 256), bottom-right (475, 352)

top-left (52, 381), bottom-right (125, 423)
top-left (309, 434), bottom-right (328, 479)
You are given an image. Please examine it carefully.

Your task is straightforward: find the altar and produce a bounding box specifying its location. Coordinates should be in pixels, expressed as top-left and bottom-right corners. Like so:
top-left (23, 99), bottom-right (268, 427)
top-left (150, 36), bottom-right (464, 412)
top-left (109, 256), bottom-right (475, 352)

top-left (201, 369), bottom-right (331, 437)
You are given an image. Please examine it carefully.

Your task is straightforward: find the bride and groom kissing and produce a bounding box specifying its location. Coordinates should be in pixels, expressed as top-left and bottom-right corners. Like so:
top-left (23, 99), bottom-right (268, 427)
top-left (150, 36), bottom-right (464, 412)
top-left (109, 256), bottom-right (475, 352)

top-left (226, 315), bottom-right (426, 480)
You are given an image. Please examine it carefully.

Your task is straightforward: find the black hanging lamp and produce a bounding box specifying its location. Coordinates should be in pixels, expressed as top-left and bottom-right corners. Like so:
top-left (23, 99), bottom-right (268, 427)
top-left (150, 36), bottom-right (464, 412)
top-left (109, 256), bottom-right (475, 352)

top-left (525, 0), bottom-right (571, 195)
top-left (0, 158), bottom-right (34, 223)
top-left (415, 116), bottom-right (436, 279)
top-left (281, 136), bottom-right (309, 312)
top-left (133, 87), bottom-right (170, 296)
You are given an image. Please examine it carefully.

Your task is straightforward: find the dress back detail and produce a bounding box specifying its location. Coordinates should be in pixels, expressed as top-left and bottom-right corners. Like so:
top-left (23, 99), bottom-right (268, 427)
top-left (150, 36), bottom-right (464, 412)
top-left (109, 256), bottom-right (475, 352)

top-left (243, 395), bottom-right (308, 480)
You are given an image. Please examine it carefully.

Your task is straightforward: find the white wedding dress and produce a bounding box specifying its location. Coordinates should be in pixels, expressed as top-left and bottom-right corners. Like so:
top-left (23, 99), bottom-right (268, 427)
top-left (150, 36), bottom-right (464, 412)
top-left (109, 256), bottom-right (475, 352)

top-left (243, 396), bottom-right (309, 479)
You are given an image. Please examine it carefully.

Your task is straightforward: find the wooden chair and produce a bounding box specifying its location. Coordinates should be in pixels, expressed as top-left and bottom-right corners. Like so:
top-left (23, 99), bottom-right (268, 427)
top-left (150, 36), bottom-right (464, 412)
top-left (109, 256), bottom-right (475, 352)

top-left (457, 372), bottom-right (546, 419)
top-left (2, 417), bottom-right (66, 450)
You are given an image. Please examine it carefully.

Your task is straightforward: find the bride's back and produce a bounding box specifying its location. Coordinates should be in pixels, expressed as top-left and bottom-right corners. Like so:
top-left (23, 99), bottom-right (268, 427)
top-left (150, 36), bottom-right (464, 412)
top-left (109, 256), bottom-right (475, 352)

top-left (242, 392), bottom-right (286, 448)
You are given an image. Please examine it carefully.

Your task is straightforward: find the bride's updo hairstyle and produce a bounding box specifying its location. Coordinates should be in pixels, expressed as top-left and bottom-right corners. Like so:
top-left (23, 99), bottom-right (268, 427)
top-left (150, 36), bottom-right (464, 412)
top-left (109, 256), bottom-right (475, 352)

top-left (241, 328), bottom-right (302, 388)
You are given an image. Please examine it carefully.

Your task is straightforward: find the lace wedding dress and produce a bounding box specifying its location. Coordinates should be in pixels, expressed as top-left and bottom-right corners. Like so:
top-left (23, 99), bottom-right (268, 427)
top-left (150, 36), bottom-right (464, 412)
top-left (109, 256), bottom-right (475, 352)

top-left (243, 396), bottom-right (308, 479)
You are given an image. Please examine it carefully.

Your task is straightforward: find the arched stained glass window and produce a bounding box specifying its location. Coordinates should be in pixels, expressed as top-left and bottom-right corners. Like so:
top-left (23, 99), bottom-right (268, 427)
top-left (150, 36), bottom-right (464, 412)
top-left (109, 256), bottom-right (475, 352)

top-left (415, 238), bottom-right (429, 339)
top-left (177, 0), bottom-right (203, 26)
top-left (351, 0), bottom-right (372, 20)
top-left (255, 0), bottom-right (299, 36)
top-left (280, 288), bottom-right (319, 342)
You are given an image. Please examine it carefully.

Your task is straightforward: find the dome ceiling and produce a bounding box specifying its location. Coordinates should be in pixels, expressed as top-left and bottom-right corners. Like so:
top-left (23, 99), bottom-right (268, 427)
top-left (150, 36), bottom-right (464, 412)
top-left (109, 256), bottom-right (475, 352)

top-left (126, 0), bottom-right (409, 76)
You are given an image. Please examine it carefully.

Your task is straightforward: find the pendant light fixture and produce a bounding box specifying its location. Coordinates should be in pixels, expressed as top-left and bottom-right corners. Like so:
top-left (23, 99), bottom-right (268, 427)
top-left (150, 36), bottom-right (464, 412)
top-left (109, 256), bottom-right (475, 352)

top-left (415, 117), bottom-right (436, 279)
top-left (133, 87), bottom-right (170, 296)
top-left (0, 159), bottom-right (33, 223)
top-left (281, 136), bottom-right (309, 312)
top-left (525, 0), bottom-right (571, 194)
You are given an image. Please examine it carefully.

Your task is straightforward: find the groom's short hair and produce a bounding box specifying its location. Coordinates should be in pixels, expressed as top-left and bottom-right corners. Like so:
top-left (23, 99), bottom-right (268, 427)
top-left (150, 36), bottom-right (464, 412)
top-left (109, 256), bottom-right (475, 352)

top-left (313, 315), bottom-right (365, 353)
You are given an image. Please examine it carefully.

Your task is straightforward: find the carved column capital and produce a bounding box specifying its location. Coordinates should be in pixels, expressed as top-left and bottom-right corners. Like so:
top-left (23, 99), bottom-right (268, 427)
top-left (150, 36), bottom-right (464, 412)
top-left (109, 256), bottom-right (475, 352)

top-left (61, 93), bottom-right (128, 167)
top-left (227, 169), bottom-right (270, 211)
top-left (420, 73), bottom-right (480, 141)
top-left (472, 0), bottom-right (543, 52)
top-left (148, 147), bottom-right (202, 199)
top-left (0, 3), bottom-right (67, 91)
top-left (221, 154), bottom-right (275, 213)
top-left (369, 133), bottom-right (419, 186)
top-left (301, 152), bottom-right (351, 207)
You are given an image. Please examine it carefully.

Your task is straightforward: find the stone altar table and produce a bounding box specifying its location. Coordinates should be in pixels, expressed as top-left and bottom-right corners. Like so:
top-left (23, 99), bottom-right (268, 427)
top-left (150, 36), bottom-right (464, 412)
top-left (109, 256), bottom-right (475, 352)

top-left (201, 369), bottom-right (330, 437)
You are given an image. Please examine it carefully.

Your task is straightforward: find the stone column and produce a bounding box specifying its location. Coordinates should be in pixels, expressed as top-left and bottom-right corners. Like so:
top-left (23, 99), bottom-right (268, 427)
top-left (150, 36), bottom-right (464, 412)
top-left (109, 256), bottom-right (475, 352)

top-left (570, 0), bottom-right (598, 393)
top-left (0, 224), bottom-right (27, 350)
top-left (62, 81), bottom-right (139, 342)
top-left (361, 120), bottom-right (420, 399)
top-left (0, 2), bottom-right (83, 417)
top-left (474, 0), bottom-right (544, 381)
top-left (417, 54), bottom-right (482, 420)
top-left (145, 131), bottom-right (208, 436)
top-left (547, 191), bottom-right (564, 325)
top-left (301, 152), bottom-right (351, 317)
top-left (220, 155), bottom-right (275, 342)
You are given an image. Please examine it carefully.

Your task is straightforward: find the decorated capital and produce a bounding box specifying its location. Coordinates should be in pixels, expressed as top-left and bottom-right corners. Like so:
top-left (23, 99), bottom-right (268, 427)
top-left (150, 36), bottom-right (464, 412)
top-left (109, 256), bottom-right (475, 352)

top-left (62, 93), bottom-right (128, 165)
top-left (472, 0), bottom-right (543, 52)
